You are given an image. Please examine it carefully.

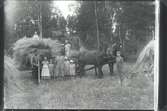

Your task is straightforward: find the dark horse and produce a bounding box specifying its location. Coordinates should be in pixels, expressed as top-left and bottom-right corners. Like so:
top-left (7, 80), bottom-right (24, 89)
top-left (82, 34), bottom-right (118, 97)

top-left (73, 43), bottom-right (115, 78)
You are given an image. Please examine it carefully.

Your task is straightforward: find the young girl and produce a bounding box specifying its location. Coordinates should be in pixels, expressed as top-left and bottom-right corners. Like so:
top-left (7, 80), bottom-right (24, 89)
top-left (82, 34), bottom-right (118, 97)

top-left (69, 59), bottom-right (76, 77)
top-left (115, 51), bottom-right (124, 86)
top-left (41, 57), bottom-right (50, 79)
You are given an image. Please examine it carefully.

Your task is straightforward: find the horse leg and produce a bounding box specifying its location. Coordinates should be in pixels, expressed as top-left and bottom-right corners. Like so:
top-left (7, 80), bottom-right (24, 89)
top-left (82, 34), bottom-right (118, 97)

top-left (97, 65), bottom-right (103, 78)
top-left (95, 66), bottom-right (97, 76)
top-left (79, 64), bottom-right (85, 77)
top-left (108, 63), bottom-right (114, 75)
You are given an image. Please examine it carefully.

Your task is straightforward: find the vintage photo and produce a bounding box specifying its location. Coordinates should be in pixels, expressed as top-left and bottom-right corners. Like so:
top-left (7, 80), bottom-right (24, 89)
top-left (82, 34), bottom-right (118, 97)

top-left (4, 0), bottom-right (158, 110)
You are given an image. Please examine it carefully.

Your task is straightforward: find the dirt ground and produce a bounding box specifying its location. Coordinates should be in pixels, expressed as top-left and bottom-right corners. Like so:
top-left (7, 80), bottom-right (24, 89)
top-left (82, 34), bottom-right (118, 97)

top-left (4, 63), bottom-right (154, 109)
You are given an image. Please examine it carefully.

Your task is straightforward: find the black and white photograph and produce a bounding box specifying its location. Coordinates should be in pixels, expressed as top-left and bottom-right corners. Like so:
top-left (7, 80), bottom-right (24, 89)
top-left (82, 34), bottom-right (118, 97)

top-left (4, 0), bottom-right (158, 110)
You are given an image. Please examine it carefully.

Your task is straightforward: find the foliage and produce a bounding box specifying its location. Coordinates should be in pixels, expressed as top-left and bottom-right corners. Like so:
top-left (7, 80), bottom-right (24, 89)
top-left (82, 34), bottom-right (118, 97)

top-left (4, 0), bottom-right (66, 50)
top-left (69, 1), bottom-right (155, 57)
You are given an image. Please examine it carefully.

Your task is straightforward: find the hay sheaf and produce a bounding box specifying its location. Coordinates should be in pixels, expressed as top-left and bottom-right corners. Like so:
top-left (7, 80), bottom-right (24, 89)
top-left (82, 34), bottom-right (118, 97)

top-left (134, 40), bottom-right (154, 71)
top-left (13, 37), bottom-right (64, 69)
top-left (129, 40), bottom-right (154, 80)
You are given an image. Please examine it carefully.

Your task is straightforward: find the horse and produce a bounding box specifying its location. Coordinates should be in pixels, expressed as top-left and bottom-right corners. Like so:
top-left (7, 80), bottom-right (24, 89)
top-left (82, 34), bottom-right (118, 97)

top-left (70, 43), bottom-right (115, 78)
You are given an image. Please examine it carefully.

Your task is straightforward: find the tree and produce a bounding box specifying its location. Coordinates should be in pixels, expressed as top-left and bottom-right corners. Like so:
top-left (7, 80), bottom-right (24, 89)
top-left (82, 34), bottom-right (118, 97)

top-left (115, 2), bottom-right (155, 56)
top-left (4, 0), bottom-right (66, 50)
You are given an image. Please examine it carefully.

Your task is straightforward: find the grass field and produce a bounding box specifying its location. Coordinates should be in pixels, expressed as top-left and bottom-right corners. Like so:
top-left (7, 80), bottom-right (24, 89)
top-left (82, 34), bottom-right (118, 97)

top-left (4, 62), bottom-right (154, 109)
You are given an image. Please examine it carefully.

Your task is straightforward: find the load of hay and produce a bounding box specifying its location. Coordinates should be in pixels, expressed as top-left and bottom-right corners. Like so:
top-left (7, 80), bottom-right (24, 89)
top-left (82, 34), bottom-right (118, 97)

top-left (13, 37), bottom-right (64, 69)
top-left (130, 40), bottom-right (154, 80)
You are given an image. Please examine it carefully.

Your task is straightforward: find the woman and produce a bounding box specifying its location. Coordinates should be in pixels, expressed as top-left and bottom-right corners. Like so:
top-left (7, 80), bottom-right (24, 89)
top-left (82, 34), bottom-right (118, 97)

top-left (55, 49), bottom-right (66, 78)
top-left (115, 51), bottom-right (124, 86)
top-left (48, 59), bottom-right (54, 79)
top-left (41, 57), bottom-right (50, 79)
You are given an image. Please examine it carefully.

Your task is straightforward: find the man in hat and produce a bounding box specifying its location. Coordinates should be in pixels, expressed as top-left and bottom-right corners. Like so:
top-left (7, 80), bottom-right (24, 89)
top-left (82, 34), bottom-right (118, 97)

top-left (31, 52), bottom-right (39, 81)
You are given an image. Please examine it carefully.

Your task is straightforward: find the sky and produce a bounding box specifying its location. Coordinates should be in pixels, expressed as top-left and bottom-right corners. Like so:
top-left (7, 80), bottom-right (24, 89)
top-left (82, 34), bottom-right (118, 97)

top-left (53, 1), bottom-right (79, 19)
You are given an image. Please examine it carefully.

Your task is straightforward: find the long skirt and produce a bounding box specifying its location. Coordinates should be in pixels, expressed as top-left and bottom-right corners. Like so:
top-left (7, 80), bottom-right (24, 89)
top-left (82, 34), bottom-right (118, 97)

top-left (48, 64), bottom-right (54, 78)
top-left (69, 63), bottom-right (76, 76)
top-left (41, 65), bottom-right (50, 79)
top-left (55, 62), bottom-right (65, 77)
top-left (64, 61), bottom-right (70, 76)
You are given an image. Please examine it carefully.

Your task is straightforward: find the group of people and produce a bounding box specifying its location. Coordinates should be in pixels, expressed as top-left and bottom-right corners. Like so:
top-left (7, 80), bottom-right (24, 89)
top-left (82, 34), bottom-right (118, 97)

top-left (31, 39), bottom-right (76, 81)
top-left (30, 34), bottom-right (124, 81)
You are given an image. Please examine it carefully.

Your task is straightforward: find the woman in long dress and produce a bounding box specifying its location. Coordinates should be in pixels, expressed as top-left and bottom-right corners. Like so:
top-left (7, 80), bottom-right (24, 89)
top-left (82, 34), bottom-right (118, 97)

top-left (41, 57), bottom-right (50, 79)
top-left (69, 60), bottom-right (76, 76)
top-left (48, 59), bottom-right (54, 79)
top-left (55, 55), bottom-right (65, 78)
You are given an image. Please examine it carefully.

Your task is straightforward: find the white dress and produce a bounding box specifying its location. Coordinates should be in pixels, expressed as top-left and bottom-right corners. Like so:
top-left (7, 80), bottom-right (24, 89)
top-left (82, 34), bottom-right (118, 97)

top-left (69, 63), bottom-right (76, 76)
top-left (33, 34), bottom-right (40, 40)
top-left (41, 61), bottom-right (50, 79)
top-left (64, 60), bottom-right (70, 76)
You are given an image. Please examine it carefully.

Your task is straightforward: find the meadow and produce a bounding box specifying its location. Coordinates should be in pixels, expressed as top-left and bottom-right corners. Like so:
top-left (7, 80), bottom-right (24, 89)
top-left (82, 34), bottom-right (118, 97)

top-left (4, 58), bottom-right (154, 109)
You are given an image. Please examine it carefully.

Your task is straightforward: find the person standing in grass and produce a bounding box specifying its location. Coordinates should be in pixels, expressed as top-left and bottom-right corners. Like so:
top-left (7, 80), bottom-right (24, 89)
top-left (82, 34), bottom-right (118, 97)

top-left (53, 57), bottom-right (57, 79)
top-left (69, 59), bottom-right (76, 77)
top-left (115, 50), bottom-right (124, 86)
top-left (48, 58), bottom-right (54, 79)
top-left (41, 57), bottom-right (50, 79)
top-left (55, 51), bottom-right (65, 78)
top-left (33, 31), bottom-right (39, 40)
top-left (31, 53), bottom-right (39, 80)
top-left (64, 58), bottom-right (70, 76)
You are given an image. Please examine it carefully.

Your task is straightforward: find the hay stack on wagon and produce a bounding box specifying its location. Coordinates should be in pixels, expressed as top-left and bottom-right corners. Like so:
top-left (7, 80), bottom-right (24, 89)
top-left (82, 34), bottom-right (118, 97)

top-left (13, 37), bottom-right (64, 69)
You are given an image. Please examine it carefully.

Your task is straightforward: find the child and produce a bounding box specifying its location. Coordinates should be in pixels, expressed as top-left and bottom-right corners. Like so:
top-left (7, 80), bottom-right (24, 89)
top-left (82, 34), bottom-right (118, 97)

top-left (48, 59), bottom-right (54, 79)
top-left (69, 59), bottom-right (76, 77)
top-left (115, 50), bottom-right (124, 86)
top-left (64, 58), bottom-right (70, 76)
top-left (41, 57), bottom-right (50, 79)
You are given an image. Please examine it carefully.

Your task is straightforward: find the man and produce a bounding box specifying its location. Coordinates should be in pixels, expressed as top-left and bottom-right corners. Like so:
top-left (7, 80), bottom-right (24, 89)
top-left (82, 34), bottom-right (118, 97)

top-left (31, 53), bottom-right (39, 80)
